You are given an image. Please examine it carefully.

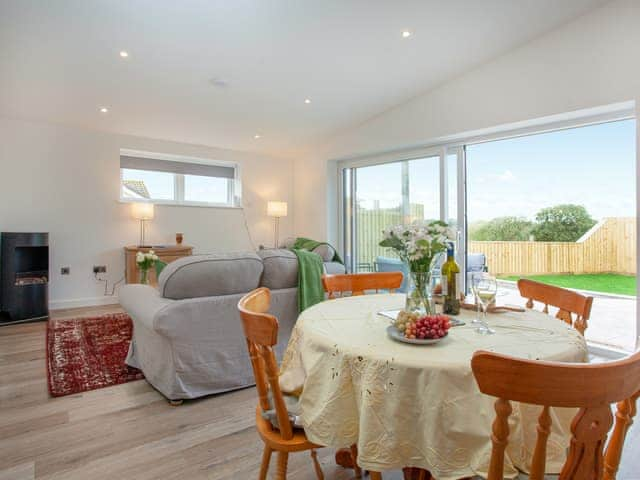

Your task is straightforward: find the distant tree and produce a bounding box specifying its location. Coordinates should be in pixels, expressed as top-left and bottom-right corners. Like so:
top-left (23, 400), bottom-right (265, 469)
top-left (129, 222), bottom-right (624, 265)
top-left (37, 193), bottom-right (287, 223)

top-left (531, 204), bottom-right (596, 242)
top-left (469, 216), bottom-right (534, 241)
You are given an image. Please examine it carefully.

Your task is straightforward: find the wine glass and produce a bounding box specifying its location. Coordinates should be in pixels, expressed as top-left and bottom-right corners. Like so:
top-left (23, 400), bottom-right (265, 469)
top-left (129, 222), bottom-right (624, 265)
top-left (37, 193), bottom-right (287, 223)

top-left (470, 291), bottom-right (481, 325)
top-left (471, 273), bottom-right (497, 335)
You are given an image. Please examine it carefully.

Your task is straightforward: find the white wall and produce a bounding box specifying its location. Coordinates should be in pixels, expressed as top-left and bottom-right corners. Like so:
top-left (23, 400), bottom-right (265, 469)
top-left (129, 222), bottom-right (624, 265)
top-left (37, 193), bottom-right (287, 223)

top-left (0, 116), bottom-right (294, 308)
top-left (3, 0), bottom-right (639, 310)
top-left (294, 0), bottom-right (640, 242)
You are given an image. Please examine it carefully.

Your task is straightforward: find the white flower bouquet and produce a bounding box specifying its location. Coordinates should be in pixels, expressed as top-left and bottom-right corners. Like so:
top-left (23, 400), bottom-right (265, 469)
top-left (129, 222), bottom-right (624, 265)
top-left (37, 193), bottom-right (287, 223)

top-left (136, 250), bottom-right (159, 284)
top-left (379, 221), bottom-right (455, 273)
top-left (380, 221), bottom-right (455, 314)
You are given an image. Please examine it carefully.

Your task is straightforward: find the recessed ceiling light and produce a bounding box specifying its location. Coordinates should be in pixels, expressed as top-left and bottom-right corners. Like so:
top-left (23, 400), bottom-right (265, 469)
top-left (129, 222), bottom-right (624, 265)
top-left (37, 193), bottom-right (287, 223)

top-left (209, 78), bottom-right (229, 88)
top-left (402, 30), bottom-right (412, 38)
top-left (119, 51), bottom-right (129, 58)
top-left (304, 98), bottom-right (311, 104)
top-left (99, 107), bottom-right (109, 113)
top-left (254, 134), bottom-right (261, 139)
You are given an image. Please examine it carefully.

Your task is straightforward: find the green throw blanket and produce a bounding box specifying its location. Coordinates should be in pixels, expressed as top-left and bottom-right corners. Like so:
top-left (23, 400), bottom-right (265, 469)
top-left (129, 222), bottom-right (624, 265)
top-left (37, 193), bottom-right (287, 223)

top-left (291, 249), bottom-right (325, 313)
top-left (291, 237), bottom-right (343, 264)
top-left (291, 237), bottom-right (343, 312)
top-left (155, 259), bottom-right (168, 277)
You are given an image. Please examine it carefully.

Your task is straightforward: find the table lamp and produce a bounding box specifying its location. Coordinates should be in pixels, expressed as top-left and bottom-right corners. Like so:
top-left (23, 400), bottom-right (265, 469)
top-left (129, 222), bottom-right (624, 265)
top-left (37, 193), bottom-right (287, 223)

top-left (267, 201), bottom-right (287, 248)
top-left (131, 202), bottom-right (155, 247)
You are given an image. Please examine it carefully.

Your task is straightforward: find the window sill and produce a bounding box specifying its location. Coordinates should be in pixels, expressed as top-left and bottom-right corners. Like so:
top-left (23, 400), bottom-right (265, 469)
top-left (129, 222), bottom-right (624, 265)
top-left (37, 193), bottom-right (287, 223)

top-left (118, 198), bottom-right (242, 209)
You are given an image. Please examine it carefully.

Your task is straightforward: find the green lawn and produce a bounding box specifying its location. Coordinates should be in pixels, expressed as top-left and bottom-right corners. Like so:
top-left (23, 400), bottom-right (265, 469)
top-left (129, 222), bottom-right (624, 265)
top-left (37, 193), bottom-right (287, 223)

top-left (498, 273), bottom-right (637, 296)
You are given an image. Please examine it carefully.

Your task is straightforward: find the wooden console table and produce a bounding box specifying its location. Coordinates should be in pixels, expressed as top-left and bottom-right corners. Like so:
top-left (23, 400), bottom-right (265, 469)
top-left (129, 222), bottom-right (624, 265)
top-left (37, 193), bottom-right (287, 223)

top-left (124, 245), bottom-right (193, 286)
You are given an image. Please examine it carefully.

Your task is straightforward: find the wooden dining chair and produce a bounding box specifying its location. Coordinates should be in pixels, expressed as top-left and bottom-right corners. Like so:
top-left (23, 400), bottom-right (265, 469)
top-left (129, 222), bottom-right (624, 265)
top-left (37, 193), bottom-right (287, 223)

top-left (471, 349), bottom-right (640, 480)
top-left (322, 272), bottom-right (404, 299)
top-left (517, 278), bottom-right (593, 335)
top-left (238, 288), bottom-right (324, 480)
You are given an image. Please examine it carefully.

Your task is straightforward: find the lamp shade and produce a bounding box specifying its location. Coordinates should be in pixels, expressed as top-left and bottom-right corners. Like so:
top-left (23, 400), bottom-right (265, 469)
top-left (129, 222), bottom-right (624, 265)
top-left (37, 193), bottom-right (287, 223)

top-left (267, 201), bottom-right (288, 217)
top-left (131, 202), bottom-right (155, 220)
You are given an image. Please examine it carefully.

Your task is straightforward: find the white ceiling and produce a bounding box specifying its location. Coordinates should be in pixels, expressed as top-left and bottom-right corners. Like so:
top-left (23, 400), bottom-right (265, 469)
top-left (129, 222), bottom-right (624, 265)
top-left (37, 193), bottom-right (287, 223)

top-left (0, 0), bottom-right (608, 159)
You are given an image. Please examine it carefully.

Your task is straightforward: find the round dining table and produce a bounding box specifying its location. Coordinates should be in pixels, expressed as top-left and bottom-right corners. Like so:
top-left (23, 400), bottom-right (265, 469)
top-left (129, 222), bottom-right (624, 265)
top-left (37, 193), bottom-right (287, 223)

top-left (279, 293), bottom-right (588, 480)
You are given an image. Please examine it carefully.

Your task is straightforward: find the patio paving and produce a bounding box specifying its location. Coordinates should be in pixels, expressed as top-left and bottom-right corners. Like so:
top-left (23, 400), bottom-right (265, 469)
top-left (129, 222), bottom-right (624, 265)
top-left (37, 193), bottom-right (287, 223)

top-left (497, 281), bottom-right (637, 352)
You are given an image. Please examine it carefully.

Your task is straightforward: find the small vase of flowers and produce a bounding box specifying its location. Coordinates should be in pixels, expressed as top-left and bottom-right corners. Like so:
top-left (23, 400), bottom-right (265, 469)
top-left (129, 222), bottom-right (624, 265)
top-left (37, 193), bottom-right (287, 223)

top-left (380, 221), bottom-right (455, 315)
top-left (136, 250), bottom-right (159, 285)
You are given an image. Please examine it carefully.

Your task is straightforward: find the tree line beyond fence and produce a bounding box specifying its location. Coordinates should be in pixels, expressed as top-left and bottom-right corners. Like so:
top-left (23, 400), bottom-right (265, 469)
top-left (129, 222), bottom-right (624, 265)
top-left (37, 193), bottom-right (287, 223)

top-left (468, 204), bottom-right (596, 242)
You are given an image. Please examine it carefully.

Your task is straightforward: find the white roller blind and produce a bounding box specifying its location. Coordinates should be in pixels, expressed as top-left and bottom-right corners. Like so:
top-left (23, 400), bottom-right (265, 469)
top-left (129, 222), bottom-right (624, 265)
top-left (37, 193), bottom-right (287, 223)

top-left (120, 155), bottom-right (235, 179)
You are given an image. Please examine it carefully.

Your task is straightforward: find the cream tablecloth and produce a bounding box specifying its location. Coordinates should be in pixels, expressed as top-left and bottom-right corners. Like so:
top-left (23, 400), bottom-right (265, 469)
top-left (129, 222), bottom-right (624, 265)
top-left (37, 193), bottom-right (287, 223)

top-left (279, 294), bottom-right (588, 480)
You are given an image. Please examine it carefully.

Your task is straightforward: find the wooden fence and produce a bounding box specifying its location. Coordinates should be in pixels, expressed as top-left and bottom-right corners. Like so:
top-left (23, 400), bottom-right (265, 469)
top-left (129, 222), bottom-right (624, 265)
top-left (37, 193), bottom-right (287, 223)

top-left (356, 204), bottom-right (423, 269)
top-left (468, 217), bottom-right (636, 276)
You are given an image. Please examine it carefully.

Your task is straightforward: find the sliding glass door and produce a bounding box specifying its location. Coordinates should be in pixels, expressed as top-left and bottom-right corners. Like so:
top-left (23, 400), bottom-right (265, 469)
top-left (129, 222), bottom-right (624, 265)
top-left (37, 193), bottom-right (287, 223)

top-left (341, 147), bottom-right (464, 275)
top-left (352, 161), bottom-right (404, 272)
top-left (340, 113), bottom-right (637, 352)
top-left (465, 119), bottom-right (636, 351)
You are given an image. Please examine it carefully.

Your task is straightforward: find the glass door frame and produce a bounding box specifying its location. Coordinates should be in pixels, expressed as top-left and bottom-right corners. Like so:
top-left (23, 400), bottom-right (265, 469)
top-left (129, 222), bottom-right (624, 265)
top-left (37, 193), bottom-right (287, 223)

top-left (336, 103), bottom-right (636, 351)
top-left (338, 145), bottom-right (466, 276)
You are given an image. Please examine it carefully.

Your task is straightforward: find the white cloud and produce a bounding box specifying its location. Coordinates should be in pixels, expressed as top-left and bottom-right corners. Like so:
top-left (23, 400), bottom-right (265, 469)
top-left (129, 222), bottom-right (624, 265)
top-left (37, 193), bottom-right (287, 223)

top-left (475, 169), bottom-right (516, 185)
top-left (497, 170), bottom-right (516, 182)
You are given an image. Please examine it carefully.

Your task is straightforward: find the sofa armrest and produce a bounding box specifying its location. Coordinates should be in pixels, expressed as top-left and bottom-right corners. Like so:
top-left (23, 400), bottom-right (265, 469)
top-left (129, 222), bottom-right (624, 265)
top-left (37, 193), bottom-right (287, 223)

top-left (118, 284), bottom-right (174, 331)
top-left (150, 288), bottom-right (298, 358)
top-left (151, 293), bottom-right (246, 341)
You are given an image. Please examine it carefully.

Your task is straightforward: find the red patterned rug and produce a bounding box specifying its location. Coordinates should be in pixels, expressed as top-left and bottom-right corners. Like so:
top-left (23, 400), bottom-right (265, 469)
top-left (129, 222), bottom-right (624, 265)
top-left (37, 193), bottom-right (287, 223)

top-left (46, 313), bottom-right (144, 397)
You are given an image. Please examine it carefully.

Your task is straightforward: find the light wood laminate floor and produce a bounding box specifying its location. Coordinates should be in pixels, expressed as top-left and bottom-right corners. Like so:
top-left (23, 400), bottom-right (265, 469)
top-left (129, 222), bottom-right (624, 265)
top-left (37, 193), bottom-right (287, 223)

top-left (0, 306), bottom-right (638, 480)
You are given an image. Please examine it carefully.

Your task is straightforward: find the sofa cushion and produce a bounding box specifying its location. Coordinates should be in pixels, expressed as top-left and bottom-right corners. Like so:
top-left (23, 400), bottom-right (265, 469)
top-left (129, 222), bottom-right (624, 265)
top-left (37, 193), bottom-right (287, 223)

top-left (281, 237), bottom-right (296, 249)
top-left (257, 249), bottom-right (298, 289)
top-left (158, 253), bottom-right (263, 300)
top-left (313, 244), bottom-right (335, 262)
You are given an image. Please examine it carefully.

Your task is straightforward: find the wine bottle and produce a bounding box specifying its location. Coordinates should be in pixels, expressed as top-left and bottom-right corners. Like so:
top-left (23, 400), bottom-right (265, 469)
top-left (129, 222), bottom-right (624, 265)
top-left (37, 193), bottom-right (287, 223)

top-left (441, 242), bottom-right (461, 315)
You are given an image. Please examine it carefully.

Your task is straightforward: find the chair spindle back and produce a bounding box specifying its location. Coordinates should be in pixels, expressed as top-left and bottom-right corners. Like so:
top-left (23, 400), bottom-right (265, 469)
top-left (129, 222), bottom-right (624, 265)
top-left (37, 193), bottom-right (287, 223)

top-left (238, 287), bottom-right (293, 440)
top-left (322, 272), bottom-right (404, 299)
top-left (517, 278), bottom-right (593, 335)
top-left (471, 350), bottom-right (640, 480)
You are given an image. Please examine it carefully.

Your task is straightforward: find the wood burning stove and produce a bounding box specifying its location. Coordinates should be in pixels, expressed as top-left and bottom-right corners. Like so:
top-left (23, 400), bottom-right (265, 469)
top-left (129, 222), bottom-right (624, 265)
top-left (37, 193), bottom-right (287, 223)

top-left (0, 232), bottom-right (49, 324)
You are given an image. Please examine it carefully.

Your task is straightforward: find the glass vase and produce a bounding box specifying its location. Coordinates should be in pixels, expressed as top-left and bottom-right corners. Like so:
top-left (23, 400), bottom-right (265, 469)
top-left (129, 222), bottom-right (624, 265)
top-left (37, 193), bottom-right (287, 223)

top-left (140, 268), bottom-right (149, 285)
top-left (405, 271), bottom-right (434, 315)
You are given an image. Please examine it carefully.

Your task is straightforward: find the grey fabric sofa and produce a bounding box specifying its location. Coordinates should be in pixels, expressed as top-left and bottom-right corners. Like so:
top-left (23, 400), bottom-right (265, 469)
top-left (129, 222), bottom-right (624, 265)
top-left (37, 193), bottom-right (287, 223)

top-left (119, 248), bottom-right (343, 401)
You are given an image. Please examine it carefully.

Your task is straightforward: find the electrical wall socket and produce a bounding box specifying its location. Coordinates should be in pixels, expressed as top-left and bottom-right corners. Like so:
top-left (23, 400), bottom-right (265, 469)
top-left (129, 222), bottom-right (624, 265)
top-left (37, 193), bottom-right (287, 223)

top-left (93, 265), bottom-right (107, 274)
top-left (61, 267), bottom-right (70, 275)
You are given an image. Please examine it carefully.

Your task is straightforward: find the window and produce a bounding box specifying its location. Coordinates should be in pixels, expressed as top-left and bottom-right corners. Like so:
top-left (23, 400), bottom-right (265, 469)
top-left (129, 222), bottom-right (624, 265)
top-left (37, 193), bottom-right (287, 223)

top-left (121, 168), bottom-right (175, 200)
top-left (341, 150), bottom-right (462, 273)
top-left (119, 150), bottom-right (239, 207)
top-left (183, 174), bottom-right (229, 204)
top-left (466, 118), bottom-right (636, 351)
top-left (340, 109), bottom-right (637, 352)
top-left (354, 161), bottom-right (404, 272)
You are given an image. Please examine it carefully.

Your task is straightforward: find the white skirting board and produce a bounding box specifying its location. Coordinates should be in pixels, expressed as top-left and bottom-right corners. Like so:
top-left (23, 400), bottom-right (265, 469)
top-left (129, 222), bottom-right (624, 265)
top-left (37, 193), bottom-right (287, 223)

top-left (49, 296), bottom-right (120, 310)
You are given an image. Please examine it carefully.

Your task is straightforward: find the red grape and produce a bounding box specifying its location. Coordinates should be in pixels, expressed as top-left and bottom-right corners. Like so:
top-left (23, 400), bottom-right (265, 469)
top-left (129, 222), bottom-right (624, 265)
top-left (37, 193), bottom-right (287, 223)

top-left (403, 314), bottom-right (451, 339)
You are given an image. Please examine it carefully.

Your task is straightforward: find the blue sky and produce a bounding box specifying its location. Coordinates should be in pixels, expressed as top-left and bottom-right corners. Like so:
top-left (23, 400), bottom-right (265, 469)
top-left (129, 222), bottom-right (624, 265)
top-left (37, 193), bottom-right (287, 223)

top-left (357, 119), bottom-right (636, 223)
top-left (122, 169), bottom-right (228, 203)
top-left (467, 118), bottom-right (636, 221)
